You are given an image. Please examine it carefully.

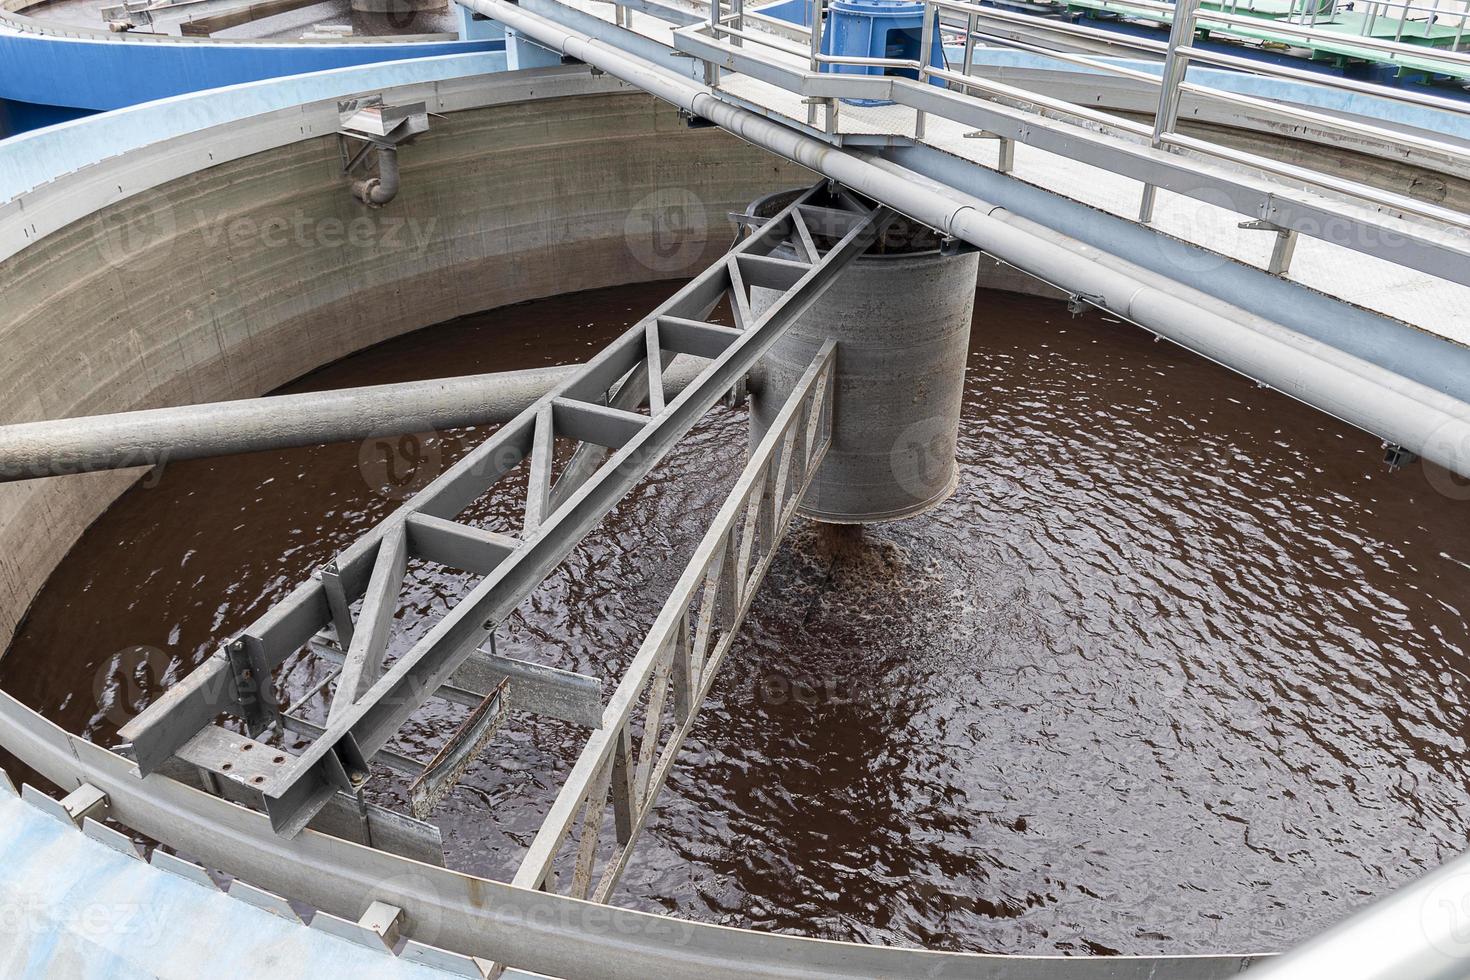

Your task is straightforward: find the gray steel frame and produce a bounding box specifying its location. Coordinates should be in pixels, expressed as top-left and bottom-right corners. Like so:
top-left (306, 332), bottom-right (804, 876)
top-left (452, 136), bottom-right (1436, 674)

top-left (518, 338), bottom-right (838, 899)
top-left (119, 183), bottom-right (893, 839)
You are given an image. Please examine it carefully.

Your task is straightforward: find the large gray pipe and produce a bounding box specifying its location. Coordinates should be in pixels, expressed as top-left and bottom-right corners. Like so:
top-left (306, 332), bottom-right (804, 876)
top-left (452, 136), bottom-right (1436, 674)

top-left (1242, 846), bottom-right (1470, 979)
top-left (468, 0), bottom-right (1470, 479)
top-left (0, 359), bottom-right (703, 482)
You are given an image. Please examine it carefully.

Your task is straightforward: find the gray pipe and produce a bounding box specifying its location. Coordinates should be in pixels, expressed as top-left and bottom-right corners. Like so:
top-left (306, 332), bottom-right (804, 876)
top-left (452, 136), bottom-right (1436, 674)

top-left (0, 358), bottom-right (703, 482)
top-left (1242, 845), bottom-right (1470, 979)
top-left (352, 143), bottom-right (400, 207)
top-left (468, 0), bottom-right (1470, 479)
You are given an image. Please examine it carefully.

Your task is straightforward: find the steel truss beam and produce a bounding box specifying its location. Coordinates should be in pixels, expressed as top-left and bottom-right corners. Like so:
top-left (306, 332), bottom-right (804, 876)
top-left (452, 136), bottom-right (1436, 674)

top-left (120, 183), bottom-right (892, 838)
top-left (517, 339), bottom-right (838, 899)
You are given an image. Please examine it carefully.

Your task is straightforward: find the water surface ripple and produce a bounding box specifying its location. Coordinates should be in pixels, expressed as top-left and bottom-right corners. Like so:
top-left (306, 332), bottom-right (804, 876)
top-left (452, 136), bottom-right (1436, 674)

top-left (4, 283), bottom-right (1469, 956)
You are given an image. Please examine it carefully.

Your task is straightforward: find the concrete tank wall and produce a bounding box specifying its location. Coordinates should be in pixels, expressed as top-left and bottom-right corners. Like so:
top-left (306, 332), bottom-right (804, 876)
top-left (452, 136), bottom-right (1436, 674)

top-left (0, 83), bottom-right (809, 654)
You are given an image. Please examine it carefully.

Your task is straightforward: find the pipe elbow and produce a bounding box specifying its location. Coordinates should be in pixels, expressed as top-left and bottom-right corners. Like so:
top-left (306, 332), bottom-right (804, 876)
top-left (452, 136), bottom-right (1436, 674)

top-left (352, 146), bottom-right (401, 208)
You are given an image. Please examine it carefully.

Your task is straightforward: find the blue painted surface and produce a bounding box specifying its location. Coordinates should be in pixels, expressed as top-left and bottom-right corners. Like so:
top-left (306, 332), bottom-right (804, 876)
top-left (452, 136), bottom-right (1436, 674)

top-left (761, 0), bottom-right (946, 105)
top-left (456, 3), bottom-right (505, 40)
top-left (0, 96), bottom-right (94, 137)
top-left (0, 791), bottom-right (455, 978)
top-left (753, 0), bottom-right (811, 27)
top-left (0, 28), bottom-right (502, 136)
top-left (0, 51), bottom-right (505, 201)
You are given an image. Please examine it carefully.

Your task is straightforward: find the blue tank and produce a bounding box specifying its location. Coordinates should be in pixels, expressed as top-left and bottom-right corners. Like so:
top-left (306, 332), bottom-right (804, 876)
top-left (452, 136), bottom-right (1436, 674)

top-left (818, 0), bottom-right (944, 107)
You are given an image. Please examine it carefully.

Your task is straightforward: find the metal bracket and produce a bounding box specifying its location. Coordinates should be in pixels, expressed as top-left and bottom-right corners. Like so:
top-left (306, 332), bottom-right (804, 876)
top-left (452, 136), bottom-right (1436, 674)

top-left (1383, 442), bottom-right (1419, 470)
top-left (939, 236), bottom-right (980, 257)
top-left (1238, 218), bottom-right (1299, 276)
top-left (723, 374), bottom-right (749, 409)
top-left (961, 131), bottom-right (1014, 172)
top-left (336, 96), bottom-right (429, 177)
top-left (1066, 292), bottom-right (1104, 317)
top-left (224, 635), bottom-right (279, 736)
top-left (677, 108), bottom-right (717, 128)
top-left (728, 212), bottom-right (770, 231)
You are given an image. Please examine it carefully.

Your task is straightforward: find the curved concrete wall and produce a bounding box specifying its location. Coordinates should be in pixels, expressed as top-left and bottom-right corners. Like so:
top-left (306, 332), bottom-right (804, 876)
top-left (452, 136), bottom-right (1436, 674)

top-left (0, 76), bottom-right (810, 652)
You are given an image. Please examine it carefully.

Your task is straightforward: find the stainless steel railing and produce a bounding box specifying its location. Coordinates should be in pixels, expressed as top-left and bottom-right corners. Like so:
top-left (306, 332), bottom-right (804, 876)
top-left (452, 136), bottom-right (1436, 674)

top-left (666, 0), bottom-right (1470, 282)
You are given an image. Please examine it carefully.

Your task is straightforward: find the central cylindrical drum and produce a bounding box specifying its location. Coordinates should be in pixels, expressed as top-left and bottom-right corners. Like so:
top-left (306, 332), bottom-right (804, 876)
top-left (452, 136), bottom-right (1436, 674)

top-left (747, 188), bottom-right (979, 524)
top-left (351, 0), bottom-right (446, 15)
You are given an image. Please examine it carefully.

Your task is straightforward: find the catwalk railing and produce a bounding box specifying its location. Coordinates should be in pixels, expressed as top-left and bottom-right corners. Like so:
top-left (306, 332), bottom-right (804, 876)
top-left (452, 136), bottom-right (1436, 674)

top-left (661, 0), bottom-right (1470, 286)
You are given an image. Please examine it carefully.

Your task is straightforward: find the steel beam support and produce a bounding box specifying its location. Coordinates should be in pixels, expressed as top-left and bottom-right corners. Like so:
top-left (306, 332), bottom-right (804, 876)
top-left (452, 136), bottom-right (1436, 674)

top-left (328, 524), bottom-right (408, 724)
top-left (121, 185), bottom-right (890, 838)
top-left (249, 191), bottom-right (886, 837)
top-left (515, 340), bottom-right (838, 899)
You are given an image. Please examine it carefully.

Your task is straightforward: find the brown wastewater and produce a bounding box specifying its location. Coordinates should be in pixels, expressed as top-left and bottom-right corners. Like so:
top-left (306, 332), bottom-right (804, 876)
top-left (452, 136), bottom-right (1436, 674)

top-left (4, 280), bottom-right (1470, 956)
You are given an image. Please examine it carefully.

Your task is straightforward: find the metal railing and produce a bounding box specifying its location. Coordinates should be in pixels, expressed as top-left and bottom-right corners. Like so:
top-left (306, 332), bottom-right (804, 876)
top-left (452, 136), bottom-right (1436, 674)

top-left (1262, 0), bottom-right (1470, 50)
top-left (664, 0), bottom-right (1470, 283)
top-left (1073, 0), bottom-right (1470, 67)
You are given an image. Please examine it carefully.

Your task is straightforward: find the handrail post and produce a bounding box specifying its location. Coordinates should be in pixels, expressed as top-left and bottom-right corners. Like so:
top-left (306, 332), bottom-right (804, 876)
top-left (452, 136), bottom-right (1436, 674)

top-left (808, 0), bottom-right (823, 126)
top-left (1139, 0), bottom-right (1202, 223)
top-left (916, 0), bottom-right (937, 139)
top-left (962, 9), bottom-right (977, 76)
top-left (707, 0), bottom-right (722, 85)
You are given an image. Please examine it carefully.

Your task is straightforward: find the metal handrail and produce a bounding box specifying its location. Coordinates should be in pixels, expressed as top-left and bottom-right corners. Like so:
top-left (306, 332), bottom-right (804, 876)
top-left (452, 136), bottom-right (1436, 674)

top-left (1173, 42), bottom-right (1470, 115)
top-left (906, 0), bottom-right (1470, 223)
top-left (936, 16), bottom-right (1470, 184)
top-left (1071, 0), bottom-right (1470, 68)
top-left (665, 0), bottom-right (1470, 287)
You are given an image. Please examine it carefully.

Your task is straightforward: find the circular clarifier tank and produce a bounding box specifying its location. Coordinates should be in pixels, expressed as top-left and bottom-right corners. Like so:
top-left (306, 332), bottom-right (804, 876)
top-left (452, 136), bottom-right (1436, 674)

top-left (747, 187), bottom-right (980, 524)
